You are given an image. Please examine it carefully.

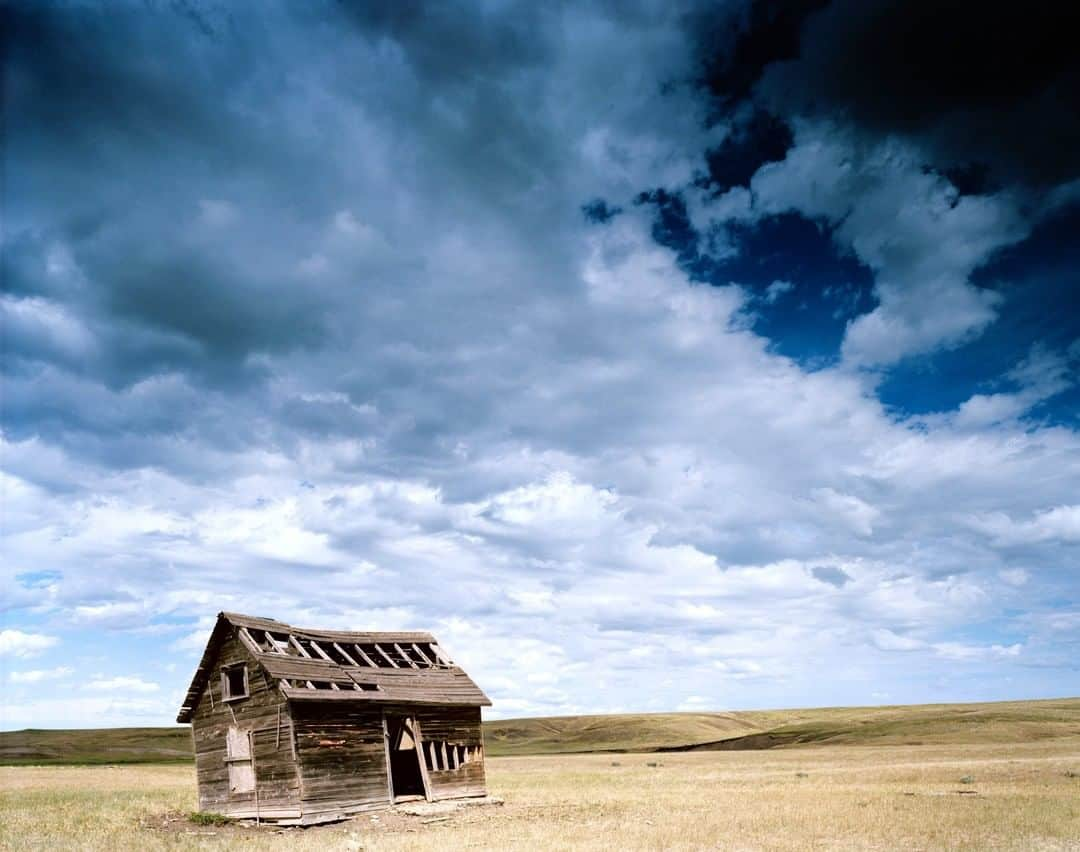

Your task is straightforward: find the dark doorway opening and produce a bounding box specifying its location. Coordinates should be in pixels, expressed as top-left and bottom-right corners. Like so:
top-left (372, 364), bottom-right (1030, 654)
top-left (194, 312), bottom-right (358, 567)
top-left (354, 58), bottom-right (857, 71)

top-left (386, 715), bottom-right (426, 800)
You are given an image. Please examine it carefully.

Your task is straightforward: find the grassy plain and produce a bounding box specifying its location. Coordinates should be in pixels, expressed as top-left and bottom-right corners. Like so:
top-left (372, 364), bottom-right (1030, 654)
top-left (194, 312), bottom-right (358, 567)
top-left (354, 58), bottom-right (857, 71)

top-left (2, 741), bottom-right (1079, 850)
top-left (4, 697), bottom-right (1078, 764)
top-left (2, 698), bottom-right (1079, 849)
top-left (483, 697), bottom-right (1080, 755)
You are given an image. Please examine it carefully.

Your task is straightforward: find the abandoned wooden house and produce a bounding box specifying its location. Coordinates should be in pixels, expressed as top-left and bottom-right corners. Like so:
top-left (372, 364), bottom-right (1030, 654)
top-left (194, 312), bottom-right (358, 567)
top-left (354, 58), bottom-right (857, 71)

top-left (176, 612), bottom-right (491, 824)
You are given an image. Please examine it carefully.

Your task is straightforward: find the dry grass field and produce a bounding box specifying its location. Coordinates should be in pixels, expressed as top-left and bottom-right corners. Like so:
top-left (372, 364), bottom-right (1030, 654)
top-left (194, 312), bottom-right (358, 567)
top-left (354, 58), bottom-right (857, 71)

top-left (2, 740), bottom-right (1079, 851)
top-left (5, 697), bottom-right (1079, 764)
top-left (3, 699), bottom-right (1079, 850)
top-left (483, 698), bottom-right (1080, 755)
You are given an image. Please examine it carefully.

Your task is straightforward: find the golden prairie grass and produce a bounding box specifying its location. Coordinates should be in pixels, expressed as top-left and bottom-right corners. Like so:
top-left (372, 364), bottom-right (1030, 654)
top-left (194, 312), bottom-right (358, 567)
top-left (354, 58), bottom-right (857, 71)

top-left (4, 698), bottom-right (1078, 764)
top-left (483, 697), bottom-right (1080, 755)
top-left (3, 740), bottom-right (1079, 851)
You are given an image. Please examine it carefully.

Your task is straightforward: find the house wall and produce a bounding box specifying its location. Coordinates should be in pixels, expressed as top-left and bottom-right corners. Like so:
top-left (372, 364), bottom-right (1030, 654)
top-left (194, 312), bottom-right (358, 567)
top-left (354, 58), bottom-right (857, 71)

top-left (190, 630), bottom-right (300, 818)
top-left (290, 703), bottom-right (487, 815)
top-left (188, 628), bottom-right (487, 821)
top-left (292, 702), bottom-right (391, 816)
top-left (414, 705), bottom-right (487, 800)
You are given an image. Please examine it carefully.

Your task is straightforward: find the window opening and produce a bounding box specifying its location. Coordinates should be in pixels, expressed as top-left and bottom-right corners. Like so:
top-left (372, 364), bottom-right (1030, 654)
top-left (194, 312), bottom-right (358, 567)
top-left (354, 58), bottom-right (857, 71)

top-left (221, 664), bottom-right (249, 701)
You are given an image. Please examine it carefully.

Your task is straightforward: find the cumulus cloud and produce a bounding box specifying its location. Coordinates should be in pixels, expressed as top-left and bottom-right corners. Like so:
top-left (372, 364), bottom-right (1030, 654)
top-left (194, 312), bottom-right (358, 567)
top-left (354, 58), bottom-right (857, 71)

top-left (968, 506), bottom-right (1080, 547)
top-left (687, 1), bottom-right (1080, 371)
top-left (871, 629), bottom-right (924, 652)
top-left (0, 696), bottom-right (174, 729)
top-left (950, 345), bottom-right (1076, 429)
top-left (0, 630), bottom-right (58, 659)
top-left (86, 677), bottom-right (161, 694)
top-left (998, 569), bottom-right (1029, 588)
top-left (1, 0), bottom-right (1077, 724)
top-left (755, 0), bottom-right (1080, 191)
top-left (8, 666), bottom-right (73, 683)
top-left (731, 125), bottom-right (1028, 366)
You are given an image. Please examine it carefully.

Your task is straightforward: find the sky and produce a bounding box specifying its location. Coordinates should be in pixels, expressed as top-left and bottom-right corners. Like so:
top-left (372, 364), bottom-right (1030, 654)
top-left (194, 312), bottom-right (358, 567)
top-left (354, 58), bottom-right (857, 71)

top-left (1, 0), bottom-right (1078, 729)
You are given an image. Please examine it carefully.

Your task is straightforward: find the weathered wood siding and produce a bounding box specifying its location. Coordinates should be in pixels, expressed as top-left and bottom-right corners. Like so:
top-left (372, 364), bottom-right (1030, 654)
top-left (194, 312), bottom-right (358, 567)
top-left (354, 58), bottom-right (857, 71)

top-left (191, 629), bottom-right (300, 818)
top-left (188, 623), bottom-right (487, 820)
top-left (415, 705), bottom-right (487, 800)
top-left (292, 703), bottom-right (391, 815)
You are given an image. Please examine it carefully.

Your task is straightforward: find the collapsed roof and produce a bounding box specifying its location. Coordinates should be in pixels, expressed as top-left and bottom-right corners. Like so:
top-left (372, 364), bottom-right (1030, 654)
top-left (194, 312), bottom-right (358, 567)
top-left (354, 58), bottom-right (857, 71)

top-left (177, 612), bottom-right (490, 723)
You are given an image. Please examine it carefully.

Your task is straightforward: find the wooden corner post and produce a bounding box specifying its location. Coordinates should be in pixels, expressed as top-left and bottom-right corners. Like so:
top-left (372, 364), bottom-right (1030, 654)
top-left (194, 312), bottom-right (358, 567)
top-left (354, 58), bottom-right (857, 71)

top-left (381, 710), bottom-right (395, 804)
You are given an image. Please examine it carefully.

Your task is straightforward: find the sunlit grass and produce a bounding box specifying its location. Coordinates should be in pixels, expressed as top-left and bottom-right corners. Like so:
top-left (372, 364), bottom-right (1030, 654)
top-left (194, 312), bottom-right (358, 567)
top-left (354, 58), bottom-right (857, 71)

top-left (3, 740), bottom-right (1079, 850)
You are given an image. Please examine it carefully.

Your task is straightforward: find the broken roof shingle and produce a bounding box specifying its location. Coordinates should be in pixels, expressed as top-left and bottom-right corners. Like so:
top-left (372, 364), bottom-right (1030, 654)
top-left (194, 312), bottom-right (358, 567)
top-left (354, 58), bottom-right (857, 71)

top-left (176, 612), bottom-right (490, 722)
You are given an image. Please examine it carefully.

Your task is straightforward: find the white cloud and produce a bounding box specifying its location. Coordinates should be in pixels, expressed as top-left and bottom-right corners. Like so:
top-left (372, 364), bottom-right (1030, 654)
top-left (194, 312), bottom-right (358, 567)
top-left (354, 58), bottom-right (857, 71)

top-left (764, 280), bottom-right (794, 303)
top-left (810, 488), bottom-right (880, 537)
top-left (725, 126), bottom-right (1030, 366)
top-left (932, 642), bottom-right (1022, 661)
top-left (86, 676), bottom-right (161, 693)
top-left (677, 695), bottom-right (711, 711)
top-left (871, 629), bottom-right (925, 652)
top-left (2, 2), bottom-right (1077, 725)
top-left (0, 696), bottom-right (174, 729)
top-left (999, 568), bottom-right (1029, 587)
top-left (951, 345), bottom-right (1074, 429)
top-left (8, 666), bottom-right (73, 683)
top-left (0, 630), bottom-right (59, 659)
top-left (968, 505), bottom-right (1080, 546)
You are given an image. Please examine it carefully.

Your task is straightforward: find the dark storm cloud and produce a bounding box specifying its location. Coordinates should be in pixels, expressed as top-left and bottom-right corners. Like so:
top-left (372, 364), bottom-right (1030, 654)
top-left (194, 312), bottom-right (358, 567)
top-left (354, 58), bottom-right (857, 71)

top-left (4, 2), bottom-right (263, 209)
top-left (333, 0), bottom-right (551, 84)
top-left (710, 0), bottom-right (1080, 190)
top-left (3, 1), bottom-right (346, 394)
top-left (693, 0), bottom-right (829, 108)
top-left (698, 108), bottom-right (792, 195)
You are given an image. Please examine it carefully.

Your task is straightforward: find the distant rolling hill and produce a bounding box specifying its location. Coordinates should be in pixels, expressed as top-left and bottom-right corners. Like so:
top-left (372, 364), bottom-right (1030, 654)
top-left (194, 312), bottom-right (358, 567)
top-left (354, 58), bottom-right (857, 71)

top-left (483, 697), bottom-right (1080, 755)
top-left (0, 726), bottom-right (193, 766)
top-left (2, 697), bottom-right (1078, 765)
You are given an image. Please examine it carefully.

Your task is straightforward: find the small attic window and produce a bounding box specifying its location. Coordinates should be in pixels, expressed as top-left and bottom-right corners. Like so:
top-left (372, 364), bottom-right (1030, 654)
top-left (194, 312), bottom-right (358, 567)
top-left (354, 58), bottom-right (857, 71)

top-left (221, 664), bottom-right (249, 701)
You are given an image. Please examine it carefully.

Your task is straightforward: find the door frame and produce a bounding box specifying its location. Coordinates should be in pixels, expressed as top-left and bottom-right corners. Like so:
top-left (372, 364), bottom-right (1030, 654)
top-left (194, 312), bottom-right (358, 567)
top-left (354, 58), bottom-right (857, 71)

top-left (382, 711), bottom-right (432, 803)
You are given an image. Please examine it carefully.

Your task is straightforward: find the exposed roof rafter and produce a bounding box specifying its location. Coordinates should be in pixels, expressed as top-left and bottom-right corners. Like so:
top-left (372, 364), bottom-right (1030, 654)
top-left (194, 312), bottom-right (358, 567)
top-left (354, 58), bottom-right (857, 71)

top-left (177, 612), bottom-right (490, 723)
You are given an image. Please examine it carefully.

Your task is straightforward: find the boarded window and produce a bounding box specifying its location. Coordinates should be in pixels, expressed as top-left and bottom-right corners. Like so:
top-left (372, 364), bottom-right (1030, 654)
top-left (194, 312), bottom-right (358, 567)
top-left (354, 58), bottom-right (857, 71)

top-left (225, 727), bottom-right (255, 794)
top-left (423, 740), bottom-right (479, 772)
top-left (221, 664), bottom-right (248, 701)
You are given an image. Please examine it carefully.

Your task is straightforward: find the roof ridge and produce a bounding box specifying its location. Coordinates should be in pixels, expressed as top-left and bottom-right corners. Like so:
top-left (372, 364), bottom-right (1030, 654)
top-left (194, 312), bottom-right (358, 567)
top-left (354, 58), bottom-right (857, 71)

top-left (176, 612), bottom-right (490, 722)
top-left (220, 611), bottom-right (437, 641)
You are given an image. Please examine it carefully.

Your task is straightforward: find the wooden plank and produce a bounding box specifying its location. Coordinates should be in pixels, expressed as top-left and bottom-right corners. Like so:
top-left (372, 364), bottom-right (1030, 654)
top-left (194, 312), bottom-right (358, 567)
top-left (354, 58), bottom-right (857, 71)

top-left (258, 656), bottom-right (338, 679)
top-left (332, 642), bottom-right (359, 666)
top-left (237, 627), bottom-right (264, 657)
top-left (430, 644), bottom-right (453, 666)
top-left (221, 613), bottom-right (435, 644)
top-left (410, 717), bottom-right (433, 802)
top-left (381, 711), bottom-right (394, 804)
top-left (289, 635), bottom-right (313, 658)
top-left (411, 643), bottom-right (434, 666)
top-left (280, 687), bottom-right (488, 706)
top-left (352, 644), bottom-right (378, 667)
top-left (308, 640), bottom-right (336, 663)
top-left (373, 644), bottom-right (399, 668)
top-left (249, 729), bottom-right (260, 824)
top-left (394, 643), bottom-right (419, 668)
